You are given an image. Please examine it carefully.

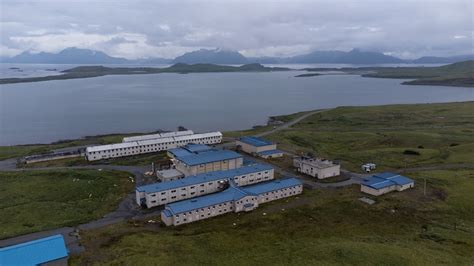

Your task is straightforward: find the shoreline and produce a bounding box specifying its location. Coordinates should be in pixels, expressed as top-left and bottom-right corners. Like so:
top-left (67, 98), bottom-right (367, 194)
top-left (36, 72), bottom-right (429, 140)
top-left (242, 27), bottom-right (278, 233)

top-left (1, 100), bottom-right (473, 149)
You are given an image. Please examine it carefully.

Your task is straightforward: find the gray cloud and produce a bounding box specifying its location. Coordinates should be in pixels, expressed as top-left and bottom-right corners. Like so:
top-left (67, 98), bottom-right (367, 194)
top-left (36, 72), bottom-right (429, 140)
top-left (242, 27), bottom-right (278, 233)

top-left (1, 0), bottom-right (472, 59)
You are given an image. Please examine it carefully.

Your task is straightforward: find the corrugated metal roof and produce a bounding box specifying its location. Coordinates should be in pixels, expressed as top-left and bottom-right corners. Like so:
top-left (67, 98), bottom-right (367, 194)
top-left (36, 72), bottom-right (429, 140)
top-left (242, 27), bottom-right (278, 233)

top-left (123, 130), bottom-right (194, 142)
top-left (176, 150), bottom-right (242, 166)
top-left (136, 163), bottom-right (273, 193)
top-left (184, 143), bottom-right (213, 153)
top-left (238, 136), bottom-right (273, 147)
top-left (0, 234), bottom-right (68, 265)
top-left (362, 172), bottom-right (414, 189)
top-left (242, 177), bottom-right (302, 194)
top-left (165, 186), bottom-right (250, 215)
top-left (164, 177), bottom-right (301, 215)
top-left (257, 149), bottom-right (283, 156)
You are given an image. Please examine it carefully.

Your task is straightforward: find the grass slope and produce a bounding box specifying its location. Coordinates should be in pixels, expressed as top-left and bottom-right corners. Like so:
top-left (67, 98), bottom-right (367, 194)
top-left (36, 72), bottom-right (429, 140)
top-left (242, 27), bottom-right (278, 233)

top-left (265, 102), bottom-right (474, 171)
top-left (0, 169), bottom-right (133, 239)
top-left (71, 169), bottom-right (474, 265)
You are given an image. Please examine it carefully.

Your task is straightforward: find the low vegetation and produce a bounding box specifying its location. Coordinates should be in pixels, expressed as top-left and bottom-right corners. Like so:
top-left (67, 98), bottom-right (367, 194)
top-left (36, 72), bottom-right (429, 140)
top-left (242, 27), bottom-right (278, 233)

top-left (0, 169), bottom-right (133, 239)
top-left (304, 60), bottom-right (474, 87)
top-left (265, 102), bottom-right (474, 171)
top-left (71, 169), bottom-right (474, 264)
top-left (0, 131), bottom-right (155, 161)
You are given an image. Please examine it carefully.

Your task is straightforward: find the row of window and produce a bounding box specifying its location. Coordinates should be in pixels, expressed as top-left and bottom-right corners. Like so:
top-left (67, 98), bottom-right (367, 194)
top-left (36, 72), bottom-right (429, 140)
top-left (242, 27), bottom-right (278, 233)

top-left (89, 136), bottom-right (222, 155)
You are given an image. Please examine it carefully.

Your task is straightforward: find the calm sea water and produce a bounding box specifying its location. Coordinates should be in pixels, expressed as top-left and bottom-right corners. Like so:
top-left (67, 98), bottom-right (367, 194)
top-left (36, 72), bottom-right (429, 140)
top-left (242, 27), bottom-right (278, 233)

top-left (0, 65), bottom-right (473, 145)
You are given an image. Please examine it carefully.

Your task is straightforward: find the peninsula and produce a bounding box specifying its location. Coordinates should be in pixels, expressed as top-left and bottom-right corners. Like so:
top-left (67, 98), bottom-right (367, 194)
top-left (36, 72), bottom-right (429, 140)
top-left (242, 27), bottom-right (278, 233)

top-left (0, 63), bottom-right (290, 84)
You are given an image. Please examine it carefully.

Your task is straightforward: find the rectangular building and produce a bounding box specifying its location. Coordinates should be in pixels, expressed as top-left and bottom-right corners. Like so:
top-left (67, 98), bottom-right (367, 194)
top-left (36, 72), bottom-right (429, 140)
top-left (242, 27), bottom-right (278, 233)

top-left (0, 234), bottom-right (68, 266)
top-left (361, 172), bottom-right (415, 196)
top-left (122, 130), bottom-right (194, 142)
top-left (293, 156), bottom-right (340, 179)
top-left (173, 150), bottom-right (244, 176)
top-left (161, 178), bottom-right (303, 226)
top-left (157, 169), bottom-right (185, 182)
top-left (85, 131), bottom-right (222, 161)
top-left (236, 136), bottom-right (277, 153)
top-left (135, 163), bottom-right (274, 208)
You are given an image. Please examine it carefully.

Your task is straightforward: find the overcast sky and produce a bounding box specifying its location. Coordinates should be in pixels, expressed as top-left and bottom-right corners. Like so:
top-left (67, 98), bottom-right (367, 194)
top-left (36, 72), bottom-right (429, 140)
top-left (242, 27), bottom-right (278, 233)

top-left (1, 0), bottom-right (472, 59)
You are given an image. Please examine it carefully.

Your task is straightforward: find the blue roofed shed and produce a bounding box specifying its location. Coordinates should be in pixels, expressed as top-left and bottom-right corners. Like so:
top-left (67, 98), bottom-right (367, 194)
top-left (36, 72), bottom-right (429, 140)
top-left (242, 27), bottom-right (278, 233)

top-left (0, 234), bottom-right (68, 266)
top-left (361, 172), bottom-right (414, 196)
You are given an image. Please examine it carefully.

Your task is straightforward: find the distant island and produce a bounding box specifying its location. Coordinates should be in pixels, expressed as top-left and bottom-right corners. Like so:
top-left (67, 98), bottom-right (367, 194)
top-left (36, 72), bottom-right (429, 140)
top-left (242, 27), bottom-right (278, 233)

top-left (303, 60), bottom-right (474, 87)
top-left (1, 61), bottom-right (472, 87)
top-left (0, 63), bottom-right (290, 84)
top-left (294, 73), bottom-right (321, 77)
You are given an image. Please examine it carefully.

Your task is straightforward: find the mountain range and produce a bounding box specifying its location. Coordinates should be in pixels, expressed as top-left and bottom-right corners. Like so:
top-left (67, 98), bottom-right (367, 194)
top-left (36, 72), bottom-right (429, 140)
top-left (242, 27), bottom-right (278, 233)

top-left (2, 47), bottom-right (473, 65)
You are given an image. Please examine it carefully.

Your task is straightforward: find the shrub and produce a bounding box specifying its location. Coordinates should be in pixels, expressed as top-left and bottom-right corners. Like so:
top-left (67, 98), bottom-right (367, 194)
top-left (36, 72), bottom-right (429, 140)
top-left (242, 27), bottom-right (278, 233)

top-left (403, 150), bottom-right (421, 155)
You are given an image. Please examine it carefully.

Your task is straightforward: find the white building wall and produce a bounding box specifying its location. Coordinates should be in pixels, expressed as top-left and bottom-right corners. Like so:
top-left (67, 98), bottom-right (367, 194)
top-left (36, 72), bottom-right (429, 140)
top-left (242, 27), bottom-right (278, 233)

top-left (233, 168), bottom-right (274, 186)
top-left (361, 185), bottom-right (396, 196)
top-left (86, 132), bottom-right (222, 161)
top-left (138, 167), bottom-right (272, 208)
top-left (175, 157), bottom-right (243, 177)
top-left (256, 185), bottom-right (303, 204)
top-left (236, 141), bottom-right (276, 154)
top-left (397, 182), bottom-right (415, 191)
top-left (163, 184), bottom-right (303, 226)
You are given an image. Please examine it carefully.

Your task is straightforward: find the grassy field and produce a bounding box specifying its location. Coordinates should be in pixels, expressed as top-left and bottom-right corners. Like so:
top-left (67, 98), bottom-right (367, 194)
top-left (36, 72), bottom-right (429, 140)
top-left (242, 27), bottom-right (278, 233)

top-left (0, 169), bottom-right (134, 239)
top-left (263, 102), bottom-right (474, 172)
top-left (71, 169), bottom-right (474, 265)
top-left (24, 151), bottom-right (168, 168)
top-left (0, 133), bottom-right (139, 161)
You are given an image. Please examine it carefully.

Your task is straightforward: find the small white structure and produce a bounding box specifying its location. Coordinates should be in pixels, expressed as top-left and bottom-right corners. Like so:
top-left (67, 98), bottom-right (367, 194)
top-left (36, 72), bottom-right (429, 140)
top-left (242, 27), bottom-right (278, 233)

top-left (157, 169), bottom-right (184, 182)
top-left (361, 172), bottom-right (415, 196)
top-left (236, 136), bottom-right (283, 158)
top-left (123, 130), bottom-right (194, 143)
top-left (135, 163), bottom-right (274, 208)
top-left (85, 131), bottom-right (222, 161)
top-left (362, 163), bottom-right (377, 173)
top-left (293, 156), bottom-right (340, 179)
top-left (161, 178), bottom-right (303, 226)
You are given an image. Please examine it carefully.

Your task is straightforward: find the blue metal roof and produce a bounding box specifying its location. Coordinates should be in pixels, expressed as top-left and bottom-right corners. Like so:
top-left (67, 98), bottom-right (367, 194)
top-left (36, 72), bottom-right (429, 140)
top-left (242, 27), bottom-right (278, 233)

top-left (362, 172), bottom-right (414, 189)
top-left (165, 186), bottom-right (251, 215)
top-left (168, 144), bottom-right (213, 158)
top-left (243, 178), bottom-right (302, 194)
top-left (163, 177), bottom-right (301, 215)
top-left (0, 234), bottom-right (68, 266)
top-left (257, 149), bottom-right (283, 156)
top-left (185, 143), bottom-right (213, 153)
top-left (136, 163), bottom-right (273, 194)
top-left (176, 150), bottom-right (242, 166)
top-left (239, 136), bottom-right (274, 147)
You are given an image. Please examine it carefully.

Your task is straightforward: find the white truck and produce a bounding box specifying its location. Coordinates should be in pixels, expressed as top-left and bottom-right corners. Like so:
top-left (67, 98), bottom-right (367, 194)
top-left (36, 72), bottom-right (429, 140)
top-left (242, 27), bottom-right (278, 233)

top-left (362, 163), bottom-right (376, 173)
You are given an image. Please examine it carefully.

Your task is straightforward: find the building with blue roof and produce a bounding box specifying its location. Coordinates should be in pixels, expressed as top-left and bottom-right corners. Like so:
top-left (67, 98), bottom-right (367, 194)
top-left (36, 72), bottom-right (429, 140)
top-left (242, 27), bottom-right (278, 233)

top-left (361, 172), bottom-right (415, 196)
top-left (236, 136), bottom-right (283, 159)
top-left (173, 148), bottom-right (244, 176)
top-left (167, 143), bottom-right (214, 159)
top-left (161, 177), bottom-right (303, 226)
top-left (136, 163), bottom-right (274, 208)
top-left (0, 234), bottom-right (68, 266)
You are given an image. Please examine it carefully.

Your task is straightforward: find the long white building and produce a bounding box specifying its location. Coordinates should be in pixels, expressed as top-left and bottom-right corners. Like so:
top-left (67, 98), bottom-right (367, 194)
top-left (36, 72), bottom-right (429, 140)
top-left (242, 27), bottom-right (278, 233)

top-left (85, 131), bottom-right (222, 161)
top-left (161, 178), bottom-right (303, 226)
top-left (135, 163), bottom-right (275, 208)
top-left (122, 130), bottom-right (194, 143)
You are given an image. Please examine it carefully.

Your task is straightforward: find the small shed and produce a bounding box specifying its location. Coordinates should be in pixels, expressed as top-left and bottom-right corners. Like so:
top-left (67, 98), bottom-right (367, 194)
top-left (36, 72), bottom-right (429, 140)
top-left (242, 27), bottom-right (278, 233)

top-left (361, 172), bottom-right (415, 196)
